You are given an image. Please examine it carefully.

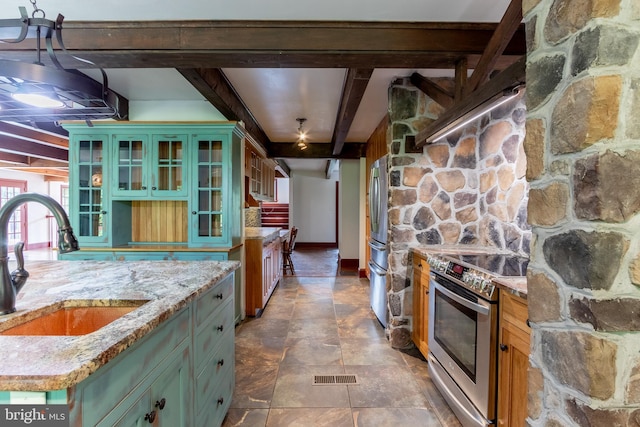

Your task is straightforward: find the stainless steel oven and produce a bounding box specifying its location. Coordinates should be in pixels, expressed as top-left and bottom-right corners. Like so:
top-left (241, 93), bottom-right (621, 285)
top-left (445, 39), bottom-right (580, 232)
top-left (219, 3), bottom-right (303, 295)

top-left (426, 252), bottom-right (528, 427)
top-left (428, 270), bottom-right (497, 427)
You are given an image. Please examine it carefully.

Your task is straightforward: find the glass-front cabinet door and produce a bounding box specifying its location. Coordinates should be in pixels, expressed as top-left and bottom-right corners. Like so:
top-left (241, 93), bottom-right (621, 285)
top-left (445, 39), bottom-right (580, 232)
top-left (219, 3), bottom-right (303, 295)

top-left (112, 134), bottom-right (147, 198)
top-left (190, 133), bottom-right (229, 246)
top-left (152, 134), bottom-right (188, 198)
top-left (71, 135), bottom-right (110, 245)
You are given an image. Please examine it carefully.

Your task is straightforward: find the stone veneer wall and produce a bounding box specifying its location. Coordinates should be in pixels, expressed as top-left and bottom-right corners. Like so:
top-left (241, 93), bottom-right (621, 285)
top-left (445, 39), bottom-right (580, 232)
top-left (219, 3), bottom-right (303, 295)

top-left (386, 77), bottom-right (530, 348)
top-left (525, 0), bottom-right (640, 425)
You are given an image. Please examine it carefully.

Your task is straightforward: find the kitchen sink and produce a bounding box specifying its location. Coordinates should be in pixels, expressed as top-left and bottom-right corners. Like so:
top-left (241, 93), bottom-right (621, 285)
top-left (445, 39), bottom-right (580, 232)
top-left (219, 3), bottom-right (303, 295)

top-left (0, 299), bottom-right (150, 336)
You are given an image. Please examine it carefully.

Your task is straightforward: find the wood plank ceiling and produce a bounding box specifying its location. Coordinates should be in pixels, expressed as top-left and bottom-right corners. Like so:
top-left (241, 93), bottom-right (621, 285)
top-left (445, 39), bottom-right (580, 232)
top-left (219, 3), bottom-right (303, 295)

top-left (0, 3), bottom-right (526, 179)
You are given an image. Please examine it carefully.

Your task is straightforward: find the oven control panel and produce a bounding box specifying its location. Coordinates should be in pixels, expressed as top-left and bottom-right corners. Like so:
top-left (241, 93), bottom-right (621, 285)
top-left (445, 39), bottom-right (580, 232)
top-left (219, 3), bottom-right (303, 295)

top-left (426, 254), bottom-right (496, 299)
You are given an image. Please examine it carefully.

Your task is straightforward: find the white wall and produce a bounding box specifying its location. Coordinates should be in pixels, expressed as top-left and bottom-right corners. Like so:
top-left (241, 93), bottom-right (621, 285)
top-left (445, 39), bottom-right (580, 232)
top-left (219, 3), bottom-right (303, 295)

top-left (0, 170), bottom-right (66, 248)
top-left (338, 160), bottom-right (360, 260)
top-left (275, 177), bottom-right (289, 203)
top-left (129, 101), bottom-right (227, 121)
top-left (290, 169), bottom-right (337, 243)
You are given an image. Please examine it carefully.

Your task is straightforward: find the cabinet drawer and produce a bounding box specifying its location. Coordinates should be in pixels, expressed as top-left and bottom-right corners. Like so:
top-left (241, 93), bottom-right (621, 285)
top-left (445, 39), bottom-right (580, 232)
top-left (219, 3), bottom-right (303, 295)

top-left (501, 290), bottom-right (529, 331)
top-left (195, 331), bottom-right (234, 418)
top-left (195, 369), bottom-right (233, 427)
top-left (82, 308), bottom-right (190, 426)
top-left (195, 274), bottom-right (234, 328)
top-left (194, 299), bottom-right (234, 369)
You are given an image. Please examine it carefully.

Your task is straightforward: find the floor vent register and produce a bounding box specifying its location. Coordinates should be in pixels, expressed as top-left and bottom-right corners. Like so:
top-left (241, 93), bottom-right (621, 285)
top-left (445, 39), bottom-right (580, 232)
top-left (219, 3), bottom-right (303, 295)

top-left (312, 374), bottom-right (359, 385)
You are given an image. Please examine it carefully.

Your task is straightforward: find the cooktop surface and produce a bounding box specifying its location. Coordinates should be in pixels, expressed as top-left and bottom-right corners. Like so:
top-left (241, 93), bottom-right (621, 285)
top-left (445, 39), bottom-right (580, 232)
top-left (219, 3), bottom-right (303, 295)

top-left (447, 253), bottom-right (529, 277)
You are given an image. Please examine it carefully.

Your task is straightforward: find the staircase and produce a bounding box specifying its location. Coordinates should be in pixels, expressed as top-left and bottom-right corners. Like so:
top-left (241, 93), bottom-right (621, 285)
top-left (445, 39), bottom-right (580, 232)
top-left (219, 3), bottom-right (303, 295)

top-left (261, 203), bottom-right (289, 229)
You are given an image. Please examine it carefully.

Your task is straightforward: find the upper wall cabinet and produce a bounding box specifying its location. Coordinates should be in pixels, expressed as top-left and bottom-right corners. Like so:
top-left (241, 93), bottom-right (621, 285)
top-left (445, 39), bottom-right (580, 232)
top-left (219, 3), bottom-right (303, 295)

top-left (112, 133), bottom-right (188, 199)
top-left (63, 122), bottom-right (245, 249)
top-left (245, 140), bottom-right (276, 202)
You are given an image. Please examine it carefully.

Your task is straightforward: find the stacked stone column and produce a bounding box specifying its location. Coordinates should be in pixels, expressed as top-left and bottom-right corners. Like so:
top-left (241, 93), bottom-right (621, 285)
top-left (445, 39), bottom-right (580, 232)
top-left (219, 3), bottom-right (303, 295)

top-left (524, 0), bottom-right (640, 424)
top-left (386, 78), bottom-right (529, 348)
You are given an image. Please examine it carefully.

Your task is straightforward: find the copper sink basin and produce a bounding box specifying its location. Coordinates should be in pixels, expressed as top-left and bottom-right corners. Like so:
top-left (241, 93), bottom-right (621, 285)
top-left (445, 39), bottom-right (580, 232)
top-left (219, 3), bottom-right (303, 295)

top-left (0, 300), bottom-right (149, 336)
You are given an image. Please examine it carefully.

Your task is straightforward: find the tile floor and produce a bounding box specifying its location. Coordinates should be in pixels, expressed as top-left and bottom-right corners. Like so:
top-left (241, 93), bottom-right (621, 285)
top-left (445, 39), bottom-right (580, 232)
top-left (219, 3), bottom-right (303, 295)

top-left (223, 247), bottom-right (461, 427)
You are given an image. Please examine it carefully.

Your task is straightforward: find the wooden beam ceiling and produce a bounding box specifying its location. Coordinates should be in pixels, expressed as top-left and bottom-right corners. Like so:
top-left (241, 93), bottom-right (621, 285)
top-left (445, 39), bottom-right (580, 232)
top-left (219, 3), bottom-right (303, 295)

top-left (269, 142), bottom-right (366, 159)
top-left (331, 68), bottom-right (373, 156)
top-left (0, 21), bottom-right (525, 69)
top-left (177, 68), bottom-right (271, 153)
top-left (0, 136), bottom-right (68, 162)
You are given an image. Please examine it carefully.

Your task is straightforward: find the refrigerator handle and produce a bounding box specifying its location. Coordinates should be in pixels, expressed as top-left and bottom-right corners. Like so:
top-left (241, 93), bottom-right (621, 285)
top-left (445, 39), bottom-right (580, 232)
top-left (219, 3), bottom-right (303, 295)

top-left (368, 260), bottom-right (387, 276)
top-left (368, 239), bottom-right (386, 251)
top-left (369, 167), bottom-right (380, 232)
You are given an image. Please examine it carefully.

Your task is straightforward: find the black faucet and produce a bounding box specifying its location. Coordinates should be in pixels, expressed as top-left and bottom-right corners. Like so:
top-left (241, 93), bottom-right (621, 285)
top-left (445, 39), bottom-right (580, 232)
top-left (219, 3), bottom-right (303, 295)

top-left (0, 193), bottom-right (79, 315)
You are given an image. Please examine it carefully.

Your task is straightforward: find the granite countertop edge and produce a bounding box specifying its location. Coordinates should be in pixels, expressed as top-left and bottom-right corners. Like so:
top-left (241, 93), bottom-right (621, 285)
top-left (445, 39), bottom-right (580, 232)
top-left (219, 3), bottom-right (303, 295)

top-left (411, 245), bottom-right (528, 298)
top-left (0, 260), bottom-right (240, 392)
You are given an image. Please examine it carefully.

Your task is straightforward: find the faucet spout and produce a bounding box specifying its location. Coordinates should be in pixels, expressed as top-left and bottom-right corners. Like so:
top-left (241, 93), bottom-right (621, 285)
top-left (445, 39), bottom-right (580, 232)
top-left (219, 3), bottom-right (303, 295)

top-left (0, 193), bottom-right (80, 315)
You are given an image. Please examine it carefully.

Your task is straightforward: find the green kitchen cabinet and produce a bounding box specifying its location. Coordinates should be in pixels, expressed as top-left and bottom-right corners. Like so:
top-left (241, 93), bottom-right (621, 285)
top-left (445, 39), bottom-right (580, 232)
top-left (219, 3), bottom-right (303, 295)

top-left (0, 272), bottom-right (236, 427)
top-left (62, 122), bottom-right (244, 250)
top-left (112, 132), bottom-right (188, 200)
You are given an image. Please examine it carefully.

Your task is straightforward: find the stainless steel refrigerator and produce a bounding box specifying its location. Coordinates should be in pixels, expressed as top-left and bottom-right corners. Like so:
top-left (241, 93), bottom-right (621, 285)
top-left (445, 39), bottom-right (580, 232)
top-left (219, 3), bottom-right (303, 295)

top-left (368, 155), bottom-right (388, 327)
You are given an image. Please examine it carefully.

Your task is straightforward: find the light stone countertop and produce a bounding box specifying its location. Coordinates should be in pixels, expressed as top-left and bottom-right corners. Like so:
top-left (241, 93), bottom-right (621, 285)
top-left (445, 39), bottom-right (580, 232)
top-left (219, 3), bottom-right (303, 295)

top-left (0, 260), bottom-right (240, 391)
top-left (411, 245), bottom-right (528, 297)
top-left (245, 227), bottom-right (282, 242)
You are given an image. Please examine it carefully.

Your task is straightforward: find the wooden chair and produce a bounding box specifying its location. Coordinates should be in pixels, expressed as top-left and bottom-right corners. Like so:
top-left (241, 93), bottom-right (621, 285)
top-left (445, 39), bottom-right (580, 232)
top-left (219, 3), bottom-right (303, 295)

top-left (282, 226), bottom-right (298, 274)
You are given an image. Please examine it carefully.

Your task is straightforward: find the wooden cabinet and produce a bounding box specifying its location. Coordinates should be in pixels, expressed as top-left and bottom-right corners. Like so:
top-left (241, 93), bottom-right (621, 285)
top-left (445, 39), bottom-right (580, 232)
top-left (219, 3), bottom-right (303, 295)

top-left (245, 235), bottom-right (282, 316)
top-left (244, 139), bottom-right (276, 202)
top-left (63, 122), bottom-right (244, 249)
top-left (497, 290), bottom-right (530, 427)
top-left (412, 252), bottom-right (430, 357)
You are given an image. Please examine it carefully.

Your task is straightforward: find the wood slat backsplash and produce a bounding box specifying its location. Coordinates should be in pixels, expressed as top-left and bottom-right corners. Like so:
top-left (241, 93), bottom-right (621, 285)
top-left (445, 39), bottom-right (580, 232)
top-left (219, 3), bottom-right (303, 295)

top-left (132, 200), bottom-right (188, 242)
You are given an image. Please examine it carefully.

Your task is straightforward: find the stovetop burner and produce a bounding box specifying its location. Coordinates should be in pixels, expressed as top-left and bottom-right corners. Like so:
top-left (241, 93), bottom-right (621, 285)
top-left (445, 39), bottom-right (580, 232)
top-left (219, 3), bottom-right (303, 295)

top-left (449, 253), bottom-right (529, 277)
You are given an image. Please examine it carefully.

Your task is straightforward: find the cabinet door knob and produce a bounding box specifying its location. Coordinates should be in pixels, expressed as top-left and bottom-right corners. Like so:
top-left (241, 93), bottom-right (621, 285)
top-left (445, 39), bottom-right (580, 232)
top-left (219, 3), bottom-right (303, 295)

top-left (152, 186), bottom-right (157, 190)
top-left (192, 211), bottom-right (197, 215)
top-left (101, 210), bottom-right (107, 214)
top-left (217, 358), bottom-right (225, 367)
top-left (217, 325), bottom-right (224, 332)
top-left (141, 186), bottom-right (147, 190)
top-left (499, 344), bottom-right (508, 352)
top-left (144, 411), bottom-right (156, 423)
top-left (217, 397), bottom-right (224, 406)
top-left (155, 398), bottom-right (166, 410)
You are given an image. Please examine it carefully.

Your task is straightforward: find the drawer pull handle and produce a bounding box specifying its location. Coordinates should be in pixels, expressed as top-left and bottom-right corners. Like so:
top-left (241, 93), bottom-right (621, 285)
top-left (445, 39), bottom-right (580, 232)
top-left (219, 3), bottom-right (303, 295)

top-left (217, 397), bottom-right (224, 406)
top-left (155, 398), bottom-right (166, 410)
top-left (217, 325), bottom-right (224, 332)
top-left (217, 358), bottom-right (224, 367)
top-left (144, 411), bottom-right (156, 423)
top-left (526, 319), bottom-right (531, 328)
top-left (499, 344), bottom-right (508, 352)
top-left (215, 293), bottom-right (224, 300)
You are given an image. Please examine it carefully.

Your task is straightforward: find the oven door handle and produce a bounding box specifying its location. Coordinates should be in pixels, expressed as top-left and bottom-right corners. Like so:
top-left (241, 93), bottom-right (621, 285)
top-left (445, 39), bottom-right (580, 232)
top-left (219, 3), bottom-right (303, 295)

top-left (434, 282), bottom-right (490, 316)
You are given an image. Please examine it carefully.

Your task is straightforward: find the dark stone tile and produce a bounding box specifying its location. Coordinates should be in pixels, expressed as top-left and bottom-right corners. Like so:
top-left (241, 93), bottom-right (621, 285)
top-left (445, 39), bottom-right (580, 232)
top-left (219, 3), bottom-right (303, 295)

top-left (223, 409), bottom-right (268, 427)
top-left (267, 408), bottom-right (353, 427)
top-left (271, 365), bottom-right (350, 408)
top-left (345, 365), bottom-right (430, 407)
top-left (353, 408), bottom-right (442, 426)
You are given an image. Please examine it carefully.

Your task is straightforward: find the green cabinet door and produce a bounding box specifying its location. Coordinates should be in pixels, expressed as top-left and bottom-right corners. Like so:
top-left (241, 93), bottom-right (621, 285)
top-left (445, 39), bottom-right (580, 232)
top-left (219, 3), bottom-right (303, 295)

top-left (69, 134), bottom-right (111, 246)
top-left (112, 133), bottom-right (188, 199)
top-left (190, 133), bottom-right (231, 246)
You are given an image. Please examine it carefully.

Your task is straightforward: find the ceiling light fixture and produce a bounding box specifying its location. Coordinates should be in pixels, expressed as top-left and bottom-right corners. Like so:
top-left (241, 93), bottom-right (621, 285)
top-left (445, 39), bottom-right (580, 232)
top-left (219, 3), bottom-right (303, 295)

top-left (0, 3), bottom-right (125, 122)
top-left (296, 117), bottom-right (308, 150)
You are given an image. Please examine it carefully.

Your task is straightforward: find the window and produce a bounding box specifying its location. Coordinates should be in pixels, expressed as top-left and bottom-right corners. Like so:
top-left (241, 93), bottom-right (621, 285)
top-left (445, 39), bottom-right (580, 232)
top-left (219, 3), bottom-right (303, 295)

top-left (60, 185), bottom-right (70, 213)
top-left (0, 180), bottom-right (27, 245)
